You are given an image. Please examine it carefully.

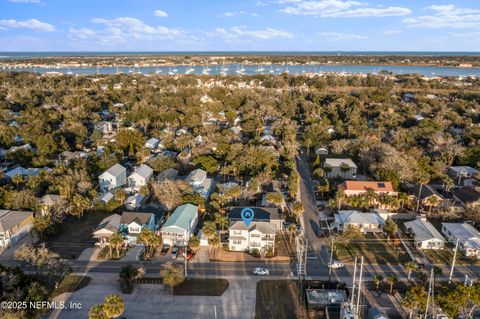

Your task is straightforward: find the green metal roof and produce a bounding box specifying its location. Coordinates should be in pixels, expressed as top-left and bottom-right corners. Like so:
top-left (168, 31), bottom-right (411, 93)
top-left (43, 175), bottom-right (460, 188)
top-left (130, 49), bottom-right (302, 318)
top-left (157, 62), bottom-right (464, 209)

top-left (162, 203), bottom-right (198, 231)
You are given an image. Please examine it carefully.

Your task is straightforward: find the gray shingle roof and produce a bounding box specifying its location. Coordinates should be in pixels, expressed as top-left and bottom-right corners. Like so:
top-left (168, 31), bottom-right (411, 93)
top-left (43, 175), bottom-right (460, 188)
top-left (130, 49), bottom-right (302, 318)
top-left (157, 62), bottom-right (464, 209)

top-left (94, 214), bottom-right (121, 233)
top-left (120, 212), bottom-right (152, 226)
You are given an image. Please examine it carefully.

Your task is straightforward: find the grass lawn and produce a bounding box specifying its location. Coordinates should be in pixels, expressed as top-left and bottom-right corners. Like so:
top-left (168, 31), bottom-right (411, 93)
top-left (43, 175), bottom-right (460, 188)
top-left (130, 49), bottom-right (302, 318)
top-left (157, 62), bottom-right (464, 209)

top-left (335, 240), bottom-right (411, 265)
top-left (256, 280), bottom-right (305, 319)
top-left (46, 212), bottom-right (113, 259)
top-left (51, 275), bottom-right (91, 298)
top-left (173, 278), bottom-right (229, 296)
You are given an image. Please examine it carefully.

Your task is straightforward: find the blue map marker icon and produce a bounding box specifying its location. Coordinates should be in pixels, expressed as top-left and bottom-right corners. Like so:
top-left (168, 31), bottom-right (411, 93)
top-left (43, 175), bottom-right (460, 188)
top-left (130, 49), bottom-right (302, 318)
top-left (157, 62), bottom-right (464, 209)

top-left (241, 208), bottom-right (255, 227)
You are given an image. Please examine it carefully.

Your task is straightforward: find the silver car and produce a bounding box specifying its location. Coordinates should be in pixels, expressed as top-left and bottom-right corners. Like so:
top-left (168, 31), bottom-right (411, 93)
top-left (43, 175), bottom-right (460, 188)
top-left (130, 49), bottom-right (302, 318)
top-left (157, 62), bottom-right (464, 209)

top-left (253, 267), bottom-right (270, 276)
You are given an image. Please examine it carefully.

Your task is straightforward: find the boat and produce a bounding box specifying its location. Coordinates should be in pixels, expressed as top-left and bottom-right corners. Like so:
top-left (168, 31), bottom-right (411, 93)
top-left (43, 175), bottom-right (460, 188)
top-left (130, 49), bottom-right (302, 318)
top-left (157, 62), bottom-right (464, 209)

top-left (202, 65), bottom-right (211, 75)
top-left (66, 68), bottom-right (73, 75)
top-left (185, 67), bottom-right (195, 74)
top-left (155, 68), bottom-right (162, 74)
top-left (269, 65), bottom-right (274, 73)
top-left (257, 65), bottom-right (265, 73)
top-left (235, 65), bottom-right (245, 74)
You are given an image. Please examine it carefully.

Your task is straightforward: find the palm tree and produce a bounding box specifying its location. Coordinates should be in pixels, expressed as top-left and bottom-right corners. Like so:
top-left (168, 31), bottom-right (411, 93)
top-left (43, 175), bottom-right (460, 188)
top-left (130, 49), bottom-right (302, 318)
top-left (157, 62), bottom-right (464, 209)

top-left (404, 261), bottom-right (418, 281)
top-left (386, 275), bottom-right (398, 294)
top-left (202, 221), bottom-right (217, 240)
top-left (373, 274), bottom-right (383, 290)
top-left (88, 304), bottom-right (107, 319)
top-left (12, 174), bottom-right (24, 188)
top-left (119, 264), bottom-right (142, 294)
top-left (115, 189), bottom-right (127, 204)
top-left (425, 195), bottom-right (440, 214)
top-left (160, 261), bottom-right (185, 294)
top-left (292, 201), bottom-right (304, 221)
top-left (323, 165), bottom-right (332, 178)
top-left (188, 235), bottom-right (200, 253)
top-left (416, 173), bottom-right (430, 212)
top-left (340, 162), bottom-right (350, 179)
top-left (287, 224), bottom-right (297, 242)
top-left (109, 233), bottom-right (123, 259)
top-left (102, 294), bottom-right (125, 319)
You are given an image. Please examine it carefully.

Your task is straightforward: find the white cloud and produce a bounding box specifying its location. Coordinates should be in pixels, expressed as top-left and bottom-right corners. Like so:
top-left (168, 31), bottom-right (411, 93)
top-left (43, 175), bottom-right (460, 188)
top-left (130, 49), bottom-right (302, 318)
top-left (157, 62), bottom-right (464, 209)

top-left (403, 4), bottom-right (480, 29)
top-left (383, 30), bottom-right (402, 35)
top-left (0, 19), bottom-right (54, 32)
top-left (153, 10), bottom-right (168, 18)
top-left (91, 17), bottom-right (183, 38)
top-left (209, 26), bottom-right (293, 42)
top-left (69, 27), bottom-right (126, 46)
top-left (220, 11), bottom-right (258, 17)
top-left (8, 0), bottom-right (43, 3)
top-left (280, 0), bottom-right (411, 17)
top-left (318, 32), bottom-right (369, 40)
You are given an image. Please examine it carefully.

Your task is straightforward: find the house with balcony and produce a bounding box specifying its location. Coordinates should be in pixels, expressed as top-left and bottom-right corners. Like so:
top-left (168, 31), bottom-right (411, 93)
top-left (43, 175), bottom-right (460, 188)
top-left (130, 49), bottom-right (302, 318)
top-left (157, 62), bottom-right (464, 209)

top-left (160, 204), bottom-right (198, 247)
top-left (228, 207), bottom-right (283, 231)
top-left (228, 221), bottom-right (276, 254)
top-left (120, 212), bottom-right (157, 244)
top-left (92, 214), bottom-right (121, 246)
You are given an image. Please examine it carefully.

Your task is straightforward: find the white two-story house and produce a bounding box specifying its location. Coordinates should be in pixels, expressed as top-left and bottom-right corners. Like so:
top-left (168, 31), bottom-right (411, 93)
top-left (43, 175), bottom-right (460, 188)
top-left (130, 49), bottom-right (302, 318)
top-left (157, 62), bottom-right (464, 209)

top-left (229, 221), bottom-right (276, 254)
top-left (185, 168), bottom-right (215, 199)
top-left (99, 163), bottom-right (127, 192)
top-left (127, 164), bottom-right (153, 191)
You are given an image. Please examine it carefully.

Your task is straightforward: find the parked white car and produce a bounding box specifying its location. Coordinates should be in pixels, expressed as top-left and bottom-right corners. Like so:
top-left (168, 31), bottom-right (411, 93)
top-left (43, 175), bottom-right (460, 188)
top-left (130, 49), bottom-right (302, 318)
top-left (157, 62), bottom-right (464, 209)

top-left (328, 261), bottom-right (345, 269)
top-left (253, 267), bottom-right (270, 276)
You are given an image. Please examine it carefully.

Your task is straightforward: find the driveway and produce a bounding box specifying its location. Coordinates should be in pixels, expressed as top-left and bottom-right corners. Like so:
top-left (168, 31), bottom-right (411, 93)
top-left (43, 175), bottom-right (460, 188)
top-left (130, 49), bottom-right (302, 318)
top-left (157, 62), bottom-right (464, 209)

top-left (55, 274), bottom-right (257, 319)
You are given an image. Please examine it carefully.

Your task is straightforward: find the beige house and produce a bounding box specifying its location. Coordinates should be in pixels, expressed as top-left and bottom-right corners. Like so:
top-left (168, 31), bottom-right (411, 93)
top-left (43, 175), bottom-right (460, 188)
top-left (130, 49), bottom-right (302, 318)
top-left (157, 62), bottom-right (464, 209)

top-left (339, 181), bottom-right (397, 197)
top-left (92, 214), bottom-right (121, 246)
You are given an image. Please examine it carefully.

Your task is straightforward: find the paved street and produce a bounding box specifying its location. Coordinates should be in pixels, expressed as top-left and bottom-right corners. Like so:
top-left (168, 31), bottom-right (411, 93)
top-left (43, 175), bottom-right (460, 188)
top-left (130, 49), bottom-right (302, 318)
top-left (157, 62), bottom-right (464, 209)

top-left (294, 153), bottom-right (479, 284)
top-left (51, 273), bottom-right (257, 319)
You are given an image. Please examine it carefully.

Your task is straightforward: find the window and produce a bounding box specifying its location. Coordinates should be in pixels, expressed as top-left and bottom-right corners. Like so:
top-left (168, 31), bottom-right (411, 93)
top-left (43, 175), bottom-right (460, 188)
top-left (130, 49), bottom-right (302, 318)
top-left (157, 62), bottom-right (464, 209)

top-left (378, 183), bottom-right (385, 188)
top-left (232, 240), bottom-right (242, 245)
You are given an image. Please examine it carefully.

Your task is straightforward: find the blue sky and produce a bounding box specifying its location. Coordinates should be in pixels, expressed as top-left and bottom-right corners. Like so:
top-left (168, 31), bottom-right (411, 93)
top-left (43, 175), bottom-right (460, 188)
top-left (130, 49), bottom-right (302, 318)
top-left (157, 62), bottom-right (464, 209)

top-left (1, 0), bottom-right (480, 51)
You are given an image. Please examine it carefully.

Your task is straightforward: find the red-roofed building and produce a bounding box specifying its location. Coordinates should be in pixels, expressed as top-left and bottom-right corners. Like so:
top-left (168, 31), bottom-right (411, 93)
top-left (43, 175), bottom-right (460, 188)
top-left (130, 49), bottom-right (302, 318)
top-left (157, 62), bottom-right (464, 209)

top-left (339, 181), bottom-right (398, 197)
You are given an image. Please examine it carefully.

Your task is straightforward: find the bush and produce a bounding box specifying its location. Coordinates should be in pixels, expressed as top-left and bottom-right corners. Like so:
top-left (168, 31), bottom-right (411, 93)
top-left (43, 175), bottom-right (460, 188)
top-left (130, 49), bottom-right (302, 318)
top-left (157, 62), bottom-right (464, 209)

top-left (250, 248), bottom-right (260, 257)
top-left (265, 248), bottom-right (275, 258)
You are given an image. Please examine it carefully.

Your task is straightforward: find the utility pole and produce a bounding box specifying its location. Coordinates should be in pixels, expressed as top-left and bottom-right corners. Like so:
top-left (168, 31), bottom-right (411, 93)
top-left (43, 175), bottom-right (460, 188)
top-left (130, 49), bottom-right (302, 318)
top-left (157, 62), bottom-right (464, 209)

top-left (328, 238), bottom-right (334, 281)
top-left (295, 236), bottom-right (307, 279)
top-left (350, 257), bottom-right (358, 306)
top-left (425, 268), bottom-right (434, 319)
top-left (449, 238), bottom-right (459, 283)
top-left (355, 256), bottom-right (364, 316)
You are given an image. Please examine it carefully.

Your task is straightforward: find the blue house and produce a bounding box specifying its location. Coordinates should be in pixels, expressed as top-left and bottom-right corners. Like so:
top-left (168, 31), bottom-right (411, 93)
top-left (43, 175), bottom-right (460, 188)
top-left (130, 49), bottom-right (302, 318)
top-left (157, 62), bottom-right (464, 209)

top-left (120, 212), bottom-right (157, 244)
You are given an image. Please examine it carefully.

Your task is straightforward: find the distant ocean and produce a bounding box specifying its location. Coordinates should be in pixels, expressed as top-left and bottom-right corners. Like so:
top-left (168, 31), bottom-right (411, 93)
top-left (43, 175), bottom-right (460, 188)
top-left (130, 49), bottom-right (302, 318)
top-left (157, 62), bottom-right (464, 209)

top-left (1, 51), bottom-right (480, 59)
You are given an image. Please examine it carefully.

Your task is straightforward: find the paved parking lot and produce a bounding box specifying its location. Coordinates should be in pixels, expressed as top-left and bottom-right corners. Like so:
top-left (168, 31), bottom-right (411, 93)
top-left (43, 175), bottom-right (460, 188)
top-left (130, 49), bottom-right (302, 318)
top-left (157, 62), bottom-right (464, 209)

top-left (54, 273), bottom-right (257, 319)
